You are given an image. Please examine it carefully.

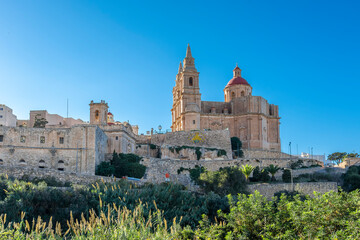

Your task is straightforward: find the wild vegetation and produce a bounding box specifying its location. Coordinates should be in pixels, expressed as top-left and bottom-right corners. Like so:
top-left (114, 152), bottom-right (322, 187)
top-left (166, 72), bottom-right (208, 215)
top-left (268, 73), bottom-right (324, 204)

top-left (1, 159), bottom-right (360, 238)
top-left (96, 152), bottom-right (146, 179)
top-left (1, 184), bottom-right (360, 239)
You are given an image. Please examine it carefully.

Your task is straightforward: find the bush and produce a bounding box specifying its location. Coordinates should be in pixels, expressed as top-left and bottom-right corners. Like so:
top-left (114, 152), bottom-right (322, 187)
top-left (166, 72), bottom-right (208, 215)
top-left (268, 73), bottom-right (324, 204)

top-left (260, 168), bottom-right (271, 182)
top-left (95, 162), bottom-right (115, 177)
top-left (110, 153), bottom-right (146, 179)
top-left (290, 159), bottom-right (303, 169)
top-left (197, 167), bottom-right (248, 196)
top-left (282, 169), bottom-right (292, 183)
top-left (342, 166), bottom-right (360, 192)
top-left (251, 166), bottom-right (261, 182)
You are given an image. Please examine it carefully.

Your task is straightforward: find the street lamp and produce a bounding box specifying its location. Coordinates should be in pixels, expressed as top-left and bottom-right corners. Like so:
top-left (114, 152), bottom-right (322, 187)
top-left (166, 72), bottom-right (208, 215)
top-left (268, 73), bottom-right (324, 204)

top-left (158, 125), bottom-right (162, 133)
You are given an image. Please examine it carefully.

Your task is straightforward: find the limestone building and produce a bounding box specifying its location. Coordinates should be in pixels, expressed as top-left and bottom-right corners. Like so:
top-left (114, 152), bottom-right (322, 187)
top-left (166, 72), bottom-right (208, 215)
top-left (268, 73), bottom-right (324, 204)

top-left (171, 45), bottom-right (281, 151)
top-left (0, 104), bottom-right (17, 127)
top-left (0, 125), bottom-right (107, 174)
top-left (89, 100), bottom-right (138, 154)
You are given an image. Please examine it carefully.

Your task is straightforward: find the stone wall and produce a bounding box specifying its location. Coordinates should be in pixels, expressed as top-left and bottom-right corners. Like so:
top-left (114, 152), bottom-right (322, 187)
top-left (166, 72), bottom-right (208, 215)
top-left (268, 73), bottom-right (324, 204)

top-left (141, 157), bottom-right (324, 184)
top-left (0, 165), bottom-right (116, 185)
top-left (0, 125), bottom-right (108, 175)
top-left (248, 182), bottom-right (338, 199)
top-left (148, 130), bottom-right (232, 160)
top-left (243, 149), bottom-right (291, 159)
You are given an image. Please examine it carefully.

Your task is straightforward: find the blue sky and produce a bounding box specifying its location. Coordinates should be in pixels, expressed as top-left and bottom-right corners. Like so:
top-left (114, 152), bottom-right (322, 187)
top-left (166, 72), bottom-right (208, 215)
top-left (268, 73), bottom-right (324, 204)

top-left (0, 0), bottom-right (359, 156)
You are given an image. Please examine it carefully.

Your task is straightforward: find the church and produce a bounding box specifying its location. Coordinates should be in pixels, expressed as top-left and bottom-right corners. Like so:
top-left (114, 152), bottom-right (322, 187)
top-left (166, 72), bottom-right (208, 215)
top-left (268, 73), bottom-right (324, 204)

top-left (171, 45), bottom-right (281, 151)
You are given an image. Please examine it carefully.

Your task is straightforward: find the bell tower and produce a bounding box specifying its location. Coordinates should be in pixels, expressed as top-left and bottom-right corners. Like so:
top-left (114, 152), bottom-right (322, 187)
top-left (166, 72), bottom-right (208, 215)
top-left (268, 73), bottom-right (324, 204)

top-left (89, 100), bottom-right (108, 125)
top-left (171, 44), bottom-right (201, 131)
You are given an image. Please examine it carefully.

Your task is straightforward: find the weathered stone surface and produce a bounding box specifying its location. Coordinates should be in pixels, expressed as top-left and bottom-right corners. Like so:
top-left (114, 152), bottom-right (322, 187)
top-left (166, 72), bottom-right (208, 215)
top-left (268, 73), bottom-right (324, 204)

top-left (141, 157), bottom-right (324, 185)
top-left (0, 125), bottom-right (107, 175)
top-left (248, 182), bottom-right (338, 199)
top-left (0, 165), bottom-right (116, 185)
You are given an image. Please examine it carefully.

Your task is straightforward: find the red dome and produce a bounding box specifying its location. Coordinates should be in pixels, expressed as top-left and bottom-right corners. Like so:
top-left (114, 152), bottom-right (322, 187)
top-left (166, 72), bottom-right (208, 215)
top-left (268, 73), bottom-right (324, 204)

top-left (108, 112), bottom-right (113, 115)
top-left (226, 77), bottom-right (250, 87)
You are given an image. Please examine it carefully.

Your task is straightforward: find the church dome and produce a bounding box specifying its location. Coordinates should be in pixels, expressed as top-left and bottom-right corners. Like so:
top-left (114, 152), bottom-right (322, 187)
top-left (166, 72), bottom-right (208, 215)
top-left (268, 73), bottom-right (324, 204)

top-left (226, 77), bottom-right (250, 88)
top-left (225, 64), bottom-right (250, 88)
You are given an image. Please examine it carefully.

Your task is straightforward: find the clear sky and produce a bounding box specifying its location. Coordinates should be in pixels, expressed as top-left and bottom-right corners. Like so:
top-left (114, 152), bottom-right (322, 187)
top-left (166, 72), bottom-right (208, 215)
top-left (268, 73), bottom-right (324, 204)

top-left (0, 0), bottom-right (359, 156)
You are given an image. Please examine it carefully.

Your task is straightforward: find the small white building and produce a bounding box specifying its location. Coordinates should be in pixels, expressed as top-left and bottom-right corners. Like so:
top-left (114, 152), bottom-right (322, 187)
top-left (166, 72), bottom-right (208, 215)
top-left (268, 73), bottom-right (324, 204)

top-left (0, 104), bottom-right (17, 127)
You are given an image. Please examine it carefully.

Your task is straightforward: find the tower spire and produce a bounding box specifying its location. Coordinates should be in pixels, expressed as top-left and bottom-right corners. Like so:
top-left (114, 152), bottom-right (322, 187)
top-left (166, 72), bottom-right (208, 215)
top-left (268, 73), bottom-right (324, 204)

top-left (186, 43), bottom-right (192, 58)
top-left (178, 62), bottom-right (183, 73)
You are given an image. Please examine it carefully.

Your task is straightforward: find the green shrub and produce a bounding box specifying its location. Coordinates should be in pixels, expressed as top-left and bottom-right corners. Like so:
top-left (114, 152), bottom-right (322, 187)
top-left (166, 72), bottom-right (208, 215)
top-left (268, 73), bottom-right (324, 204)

top-left (251, 166), bottom-right (261, 182)
top-left (197, 167), bottom-right (248, 196)
top-left (260, 168), bottom-right (271, 182)
top-left (110, 153), bottom-right (146, 179)
top-left (290, 159), bottom-right (303, 169)
top-left (95, 161), bottom-right (115, 177)
top-left (282, 169), bottom-right (292, 183)
top-left (342, 166), bottom-right (360, 192)
top-left (149, 144), bottom-right (157, 150)
top-left (217, 149), bottom-right (227, 157)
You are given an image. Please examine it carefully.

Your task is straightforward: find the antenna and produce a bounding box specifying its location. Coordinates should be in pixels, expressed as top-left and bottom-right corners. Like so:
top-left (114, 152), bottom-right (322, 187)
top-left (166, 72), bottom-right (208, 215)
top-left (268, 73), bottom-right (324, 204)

top-left (67, 98), bottom-right (69, 118)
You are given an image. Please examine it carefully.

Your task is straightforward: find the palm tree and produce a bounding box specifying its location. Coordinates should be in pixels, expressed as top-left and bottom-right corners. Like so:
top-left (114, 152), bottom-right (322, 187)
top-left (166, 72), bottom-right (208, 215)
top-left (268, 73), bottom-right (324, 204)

top-left (266, 164), bottom-right (280, 181)
top-left (241, 164), bottom-right (255, 182)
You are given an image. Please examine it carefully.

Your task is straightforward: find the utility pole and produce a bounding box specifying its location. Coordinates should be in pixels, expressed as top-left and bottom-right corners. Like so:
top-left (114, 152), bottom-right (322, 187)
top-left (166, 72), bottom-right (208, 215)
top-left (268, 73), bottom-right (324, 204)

top-left (289, 142), bottom-right (292, 157)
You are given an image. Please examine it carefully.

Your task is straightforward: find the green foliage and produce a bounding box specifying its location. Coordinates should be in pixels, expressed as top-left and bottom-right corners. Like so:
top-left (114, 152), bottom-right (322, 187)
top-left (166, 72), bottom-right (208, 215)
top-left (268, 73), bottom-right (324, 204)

top-left (266, 164), bottom-right (280, 181)
top-left (328, 152), bottom-right (348, 165)
top-left (169, 145), bottom-right (226, 160)
top-left (251, 166), bottom-right (261, 182)
top-left (260, 168), bottom-right (271, 182)
top-left (109, 153), bottom-right (146, 179)
top-left (348, 152), bottom-right (359, 158)
top-left (149, 143), bottom-right (157, 149)
top-left (195, 147), bottom-right (202, 160)
top-left (95, 161), bottom-right (115, 176)
top-left (197, 167), bottom-right (248, 196)
top-left (177, 166), bottom-right (206, 184)
top-left (33, 114), bottom-right (48, 128)
top-left (282, 169), bottom-right (292, 183)
top-left (189, 165), bottom-right (205, 183)
top-left (240, 164), bottom-right (254, 182)
top-left (342, 166), bottom-right (360, 192)
top-left (231, 137), bottom-right (244, 157)
top-left (2, 178), bottom-right (360, 238)
top-left (217, 149), bottom-right (227, 157)
top-left (290, 159), bottom-right (303, 169)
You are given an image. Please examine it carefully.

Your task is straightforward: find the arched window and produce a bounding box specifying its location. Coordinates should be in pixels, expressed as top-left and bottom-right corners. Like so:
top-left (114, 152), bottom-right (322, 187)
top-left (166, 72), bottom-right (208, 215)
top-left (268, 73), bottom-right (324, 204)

top-left (231, 92), bottom-right (235, 100)
top-left (241, 91), bottom-right (245, 96)
top-left (57, 160), bottom-right (65, 171)
top-left (95, 110), bottom-right (99, 121)
top-left (189, 77), bottom-right (193, 86)
top-left (19, 159), bottom-right (26, 166)
top-left (0, 159), bottom-right (3, 165)
top-left (39, 160), bottom-right (46, 169)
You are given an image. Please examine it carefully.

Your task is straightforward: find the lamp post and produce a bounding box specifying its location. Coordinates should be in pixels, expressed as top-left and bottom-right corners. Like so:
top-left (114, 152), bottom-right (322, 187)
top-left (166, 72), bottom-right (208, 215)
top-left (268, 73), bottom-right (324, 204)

top-left (158, 125), bottom-right (162, 134)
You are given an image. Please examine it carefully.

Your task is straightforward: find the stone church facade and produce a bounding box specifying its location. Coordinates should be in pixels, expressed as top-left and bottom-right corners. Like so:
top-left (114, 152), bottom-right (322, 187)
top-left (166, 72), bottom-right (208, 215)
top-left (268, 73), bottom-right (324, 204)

top-left (171, 45), bottom-right (281, 151)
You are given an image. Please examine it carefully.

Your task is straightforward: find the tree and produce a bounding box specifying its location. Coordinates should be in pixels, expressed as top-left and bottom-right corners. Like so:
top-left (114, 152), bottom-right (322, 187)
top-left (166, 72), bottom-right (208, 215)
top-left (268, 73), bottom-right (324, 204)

top-left (282, 169), bottom-right (292, 183)
top-left (348, 153), bottom-right (359, 158)
top-left (198, 167), bottom-right (248, 196)
top-left (266, 164), bottom-right (280, 181)
top-left (328, 152), bottom-right (348, 165)
top-left (231, 137), bottom-right (244, 158)
top-left (252, 166), bottom-right (261, 182)
top-left (33, 114), bottom-right (48, 128)
top-left (240, 164), bottom-right (254, 182)
top-left (95, 162), bottom-right (115, 176)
